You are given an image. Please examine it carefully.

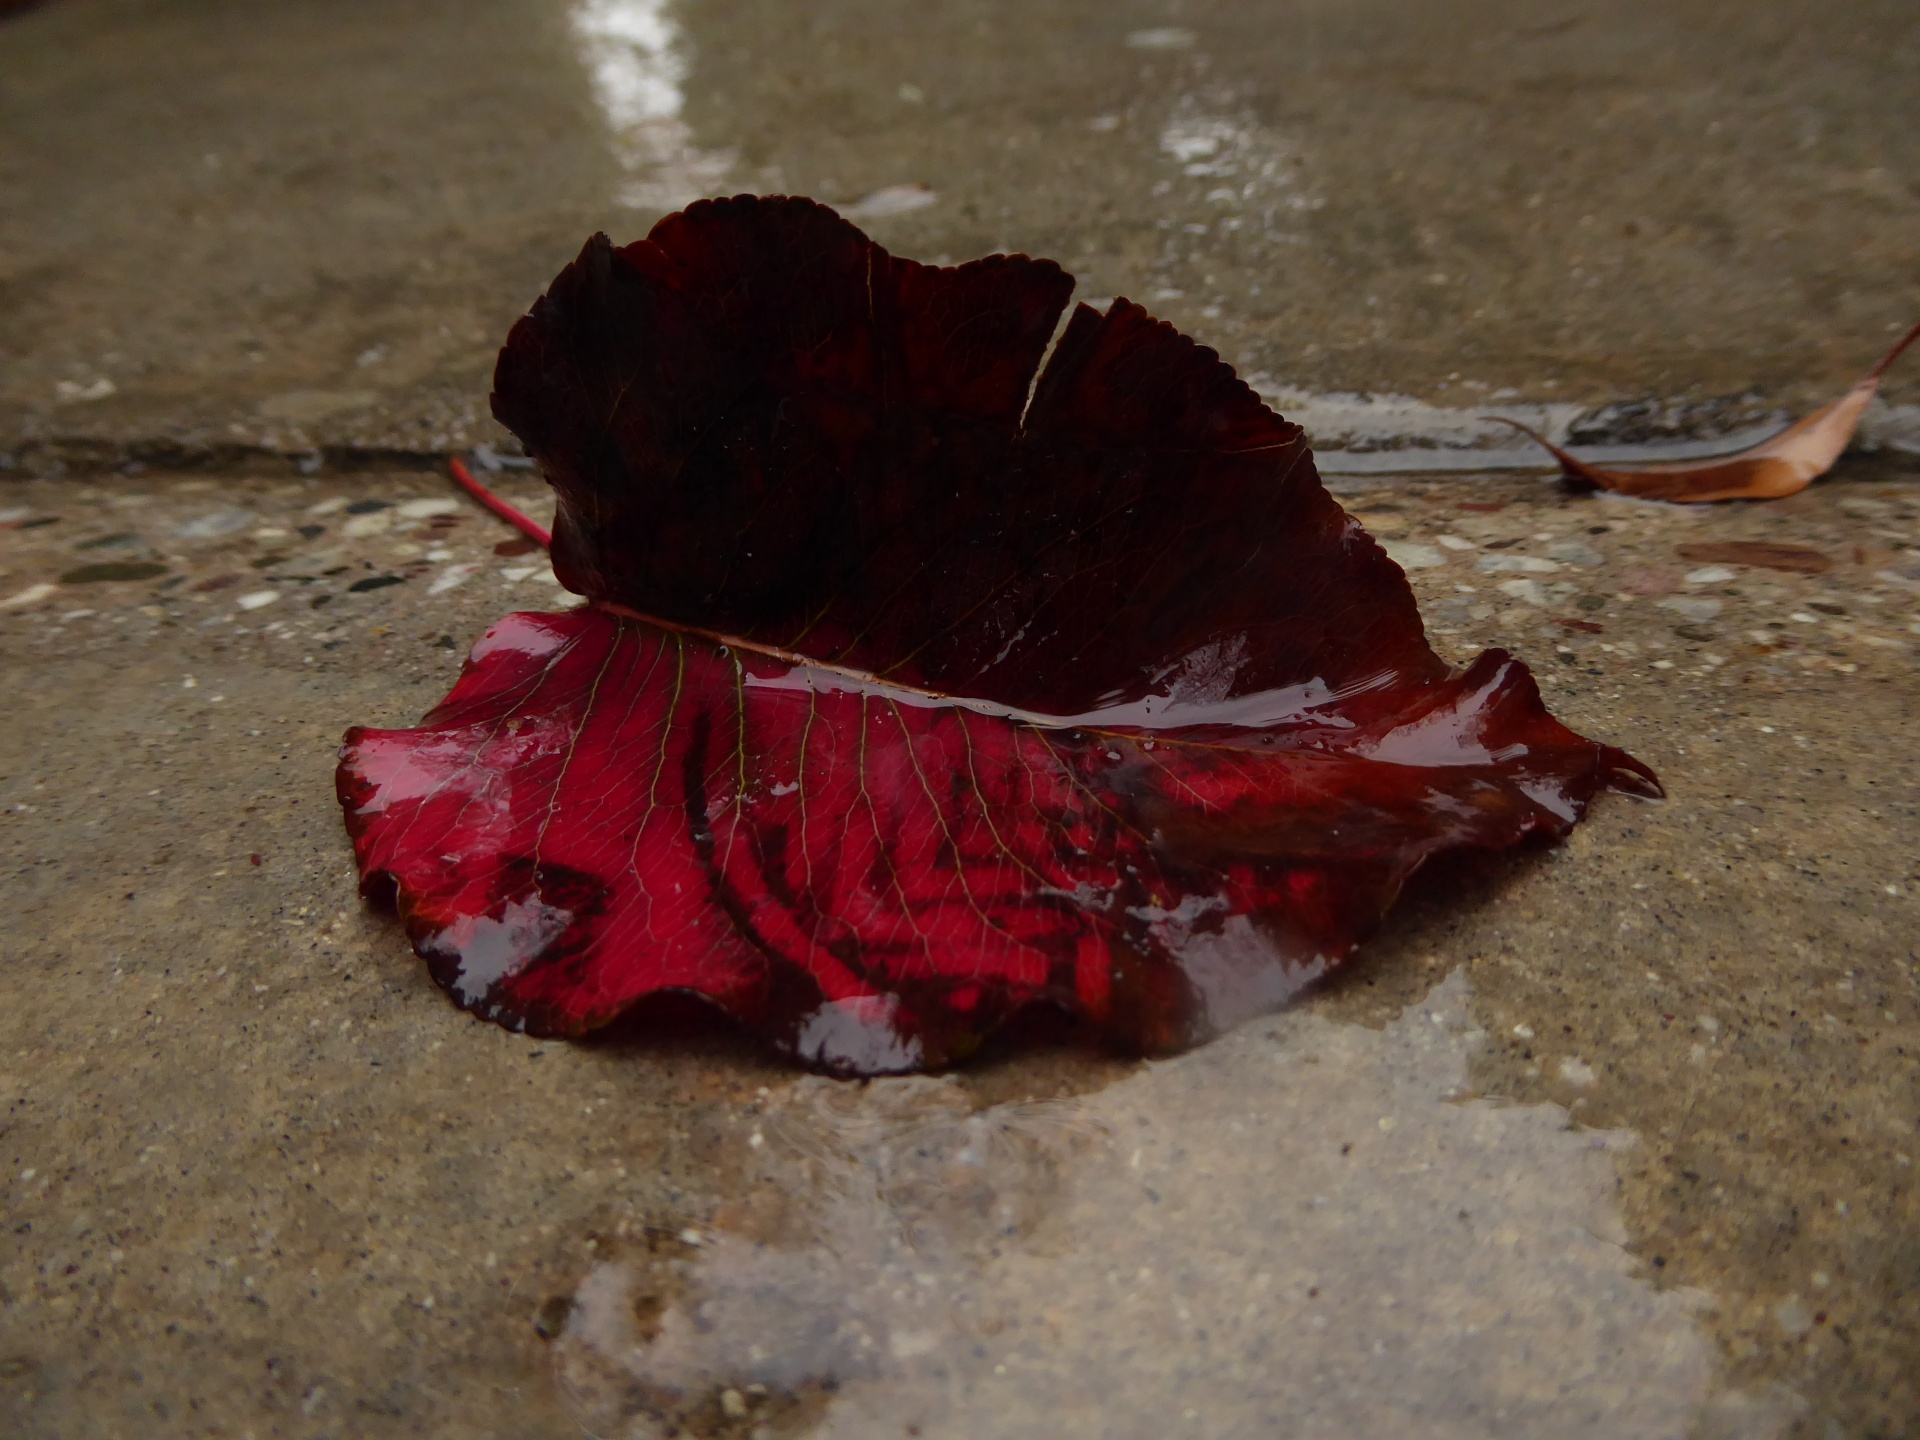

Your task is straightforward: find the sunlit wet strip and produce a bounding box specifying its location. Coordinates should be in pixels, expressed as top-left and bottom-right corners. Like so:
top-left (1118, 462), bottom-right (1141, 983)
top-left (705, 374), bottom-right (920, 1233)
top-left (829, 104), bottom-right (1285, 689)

top-left (553, 974), bottom-right (1794, 1439)
top-left (569, 0), bottom-right (732, 210)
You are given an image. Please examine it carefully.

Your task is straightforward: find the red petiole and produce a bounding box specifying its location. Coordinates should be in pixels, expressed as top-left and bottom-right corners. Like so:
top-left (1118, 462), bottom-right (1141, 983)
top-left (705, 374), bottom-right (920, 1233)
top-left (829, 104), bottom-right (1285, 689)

top-left (449, 455), bottom-right (553, 547)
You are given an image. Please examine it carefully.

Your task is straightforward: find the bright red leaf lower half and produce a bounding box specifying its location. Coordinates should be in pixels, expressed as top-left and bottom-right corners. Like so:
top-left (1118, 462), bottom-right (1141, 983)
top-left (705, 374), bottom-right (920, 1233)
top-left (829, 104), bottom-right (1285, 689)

top-left (339, 605), bottom-right (1653, 1073)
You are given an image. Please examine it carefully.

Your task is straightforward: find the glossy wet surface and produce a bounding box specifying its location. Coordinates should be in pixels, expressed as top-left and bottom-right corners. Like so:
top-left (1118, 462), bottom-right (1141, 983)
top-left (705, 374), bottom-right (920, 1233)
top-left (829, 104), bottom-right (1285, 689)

top-left (558, 973), bottom-right (1780, 1439)
top-left (1, 0), bottom-right (1916, 466)
top-left (2, 0), bottom-right (1919, 1435)
top-left (4, 465), bottom-right (1919, 1437)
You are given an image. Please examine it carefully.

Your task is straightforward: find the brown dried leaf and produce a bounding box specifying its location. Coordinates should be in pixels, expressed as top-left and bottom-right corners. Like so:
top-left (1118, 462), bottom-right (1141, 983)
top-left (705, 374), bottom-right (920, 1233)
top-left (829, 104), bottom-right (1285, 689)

top-left (1495, 320), bottom-right (1919, 503)
top-left (1674, 541), bottom-right (1833, 574)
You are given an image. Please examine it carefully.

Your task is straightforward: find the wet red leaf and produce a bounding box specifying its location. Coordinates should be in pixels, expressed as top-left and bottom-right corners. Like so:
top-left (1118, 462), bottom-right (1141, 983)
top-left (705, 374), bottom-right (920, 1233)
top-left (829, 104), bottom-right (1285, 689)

top-left (338, 196), bottom-right (1657, 1073)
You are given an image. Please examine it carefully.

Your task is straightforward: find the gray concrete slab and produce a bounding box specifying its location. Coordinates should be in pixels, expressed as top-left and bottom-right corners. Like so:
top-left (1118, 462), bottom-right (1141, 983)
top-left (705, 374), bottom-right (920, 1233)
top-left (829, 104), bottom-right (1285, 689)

top-left (3, 2), bottom-right (1919, 1437)
top-left (0, 0), bottom-right (629, 460)
top-left (4, 466), bottom-right (1919, 1438)
top-left (2, 0), bottom-right (1916, 467)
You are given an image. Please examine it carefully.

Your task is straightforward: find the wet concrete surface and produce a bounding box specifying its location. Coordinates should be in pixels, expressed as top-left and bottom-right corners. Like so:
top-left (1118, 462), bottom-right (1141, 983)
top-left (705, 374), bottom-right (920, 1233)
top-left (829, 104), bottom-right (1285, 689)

top-left (1, 0), bottom-right (1916, 466)
top-left (4, 465), bottom-right (1919, 1437)
top-left (3, 0), bottom-right (1920, 1436)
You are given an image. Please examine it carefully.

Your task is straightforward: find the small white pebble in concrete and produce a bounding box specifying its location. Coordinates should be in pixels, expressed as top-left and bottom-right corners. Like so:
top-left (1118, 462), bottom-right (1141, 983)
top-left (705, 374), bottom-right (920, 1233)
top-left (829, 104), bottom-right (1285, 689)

top-left (1558, 1057), bottom-right (1595, 1087)
top-left (182, 675), bottom-right (197, 688)
top-left (1697, 1016), bottom-right (1720, 1034)
top-left (1512, 1024), bottom-right (1535, 1039)
top-left (397, 497), bottom-right (462, 519)
top-left (342, 512), bottom-right (391, 538)
top-left (501, 566), bottom-right (539, 582)
top-left (1380, 541), bottom-right (1443, 570)
top-left (1774, 1297), bottom-right (1813, 1336)
top-left (1657, 596), bottom-right (1722, 621)
top-left (429, 563), bottom-right (482, 595)
top-left (1684, 565), bottom-right (1737, 585)
top-left (1477, 554), bottom-right (1560, 574)
top-left (236, 590), bottom-right (280, 611)
top-left (843, 184), bottom-right (939, 219)
top-left (175, 508), bottom-right (254, 539)
top-left (1811, 1271), bottom-right (1831, 1290)
top-left (1438, 534), bottom-right (1475, 550)
top-left (1127, 26), bottom-right (1196, 48)
top-left (1546, 540), bottom-right (1604, 566)
top-left (306, 497), bottom-right (348, 516)
top-left (1651, 660), bottom-right (1675, 669)
top-left (1, 582), bottom-right (56, 610)
top-left (1497, 578), bottom-right (1547, 606)
top-left (1790, 612), bottom-right (1820, 623)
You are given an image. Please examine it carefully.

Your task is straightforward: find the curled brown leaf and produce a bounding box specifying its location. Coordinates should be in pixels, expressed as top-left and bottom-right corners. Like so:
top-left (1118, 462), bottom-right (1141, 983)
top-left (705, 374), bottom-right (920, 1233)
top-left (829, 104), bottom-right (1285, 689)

top-left (1494, 319), bottom-right (1919, 503)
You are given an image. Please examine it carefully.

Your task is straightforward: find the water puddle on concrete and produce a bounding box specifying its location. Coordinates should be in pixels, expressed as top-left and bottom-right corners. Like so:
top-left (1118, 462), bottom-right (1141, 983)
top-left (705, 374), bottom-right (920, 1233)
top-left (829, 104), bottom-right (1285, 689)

top-left (551, 974), bottom-right (1793, 1438)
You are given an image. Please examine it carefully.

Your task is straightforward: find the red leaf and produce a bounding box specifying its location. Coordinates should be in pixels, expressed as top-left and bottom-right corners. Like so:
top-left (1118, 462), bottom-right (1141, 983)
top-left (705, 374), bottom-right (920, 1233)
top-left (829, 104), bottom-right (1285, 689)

top-left (338, 196), bottom-right (1657, 1073)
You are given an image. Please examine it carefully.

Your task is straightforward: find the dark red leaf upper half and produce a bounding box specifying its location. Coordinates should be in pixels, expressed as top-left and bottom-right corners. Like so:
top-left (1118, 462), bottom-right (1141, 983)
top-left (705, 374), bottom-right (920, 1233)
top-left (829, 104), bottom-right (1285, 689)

top-left (338, 195), bottom-right (1658, 1074)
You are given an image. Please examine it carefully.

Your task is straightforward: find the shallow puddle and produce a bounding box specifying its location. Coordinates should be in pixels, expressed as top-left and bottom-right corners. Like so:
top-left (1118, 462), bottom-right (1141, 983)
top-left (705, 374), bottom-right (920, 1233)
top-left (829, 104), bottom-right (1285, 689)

top-left (556, 974), bottom-right (1790, 1438)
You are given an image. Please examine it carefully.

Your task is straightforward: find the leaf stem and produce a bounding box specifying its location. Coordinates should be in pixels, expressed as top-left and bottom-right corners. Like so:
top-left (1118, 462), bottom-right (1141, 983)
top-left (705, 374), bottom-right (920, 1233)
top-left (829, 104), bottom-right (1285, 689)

top-left (449, 455), bottom-right (553, 547)
top-left (1868, 317), bottom-right (1920, 382)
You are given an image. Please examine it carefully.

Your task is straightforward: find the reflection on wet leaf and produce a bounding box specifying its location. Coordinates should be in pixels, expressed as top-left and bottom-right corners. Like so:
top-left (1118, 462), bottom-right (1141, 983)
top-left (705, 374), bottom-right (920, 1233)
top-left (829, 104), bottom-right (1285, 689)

top-left (338, 196), bottom-right (1654, 1074)
top-left (554, 976), bottom-right (1789, 1439)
